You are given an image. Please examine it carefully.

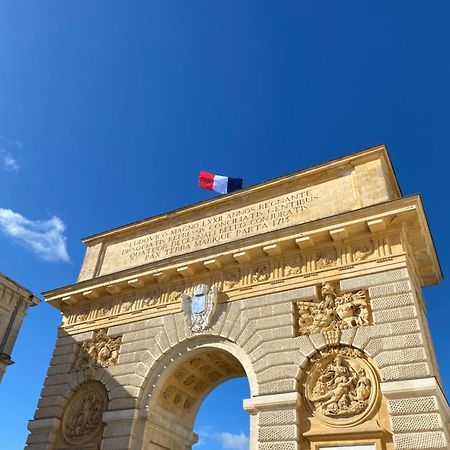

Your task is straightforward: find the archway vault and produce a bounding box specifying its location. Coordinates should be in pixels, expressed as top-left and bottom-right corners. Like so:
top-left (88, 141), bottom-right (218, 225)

top-left (134, 338), bottom-right (255, 450)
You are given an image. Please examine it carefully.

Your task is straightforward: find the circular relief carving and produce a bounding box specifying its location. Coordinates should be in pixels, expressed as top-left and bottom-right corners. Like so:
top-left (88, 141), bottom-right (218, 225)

top-left (304, 347), bottom-right (378, 427)
top-left (62, 381), bottom-right (108, 445)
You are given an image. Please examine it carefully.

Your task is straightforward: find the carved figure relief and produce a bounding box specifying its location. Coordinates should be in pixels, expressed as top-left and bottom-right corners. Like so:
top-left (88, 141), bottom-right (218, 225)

top-left (76, 310), bottom-right (89, 323)
top-left (296, 281), bottom-right (370, 337)
top-left (73, 329), bottom-right (121, 371)
top-left (223, 272), bottom-right (241, 289)
top-left (316, 250), bottom-right (336, 269)
top-left (96, 302), bottom-right (111, 318)
top-left (353, 244), bottom-right (373, 262)
top-left (143, 290), bottom-right (160, 306)
top-left (253, 264), bottom-right (271, 282)
top-left (284, 257), bottom-right (302, 276)
top-left (62, 381), bottom-right (108, 445)
top-left (120, 300), bottom-right (134, 312)
top-left (181, 284), bottom-right (218, 333)
top-left (304, 346), bottom-right (378, 426)
top-left (169, 290), bottom-right (182, 303)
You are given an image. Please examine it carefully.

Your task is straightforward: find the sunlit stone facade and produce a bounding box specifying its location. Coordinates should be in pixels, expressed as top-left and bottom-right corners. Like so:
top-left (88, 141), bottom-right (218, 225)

top-left (27, 146), bottom-right (449, 450)
top-left (0, 273), bottom-right (39, 382)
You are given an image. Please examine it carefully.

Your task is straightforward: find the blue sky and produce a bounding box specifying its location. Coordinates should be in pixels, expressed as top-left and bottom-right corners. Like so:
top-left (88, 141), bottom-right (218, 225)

top-left (0, 2), bottom-right (449, 449)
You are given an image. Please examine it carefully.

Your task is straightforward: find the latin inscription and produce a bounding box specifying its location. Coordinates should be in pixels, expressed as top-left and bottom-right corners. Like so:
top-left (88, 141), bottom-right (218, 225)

top-left (120, 190), bottom-right (318, 262)
top-left (99, 174), bottom-right (357, 276)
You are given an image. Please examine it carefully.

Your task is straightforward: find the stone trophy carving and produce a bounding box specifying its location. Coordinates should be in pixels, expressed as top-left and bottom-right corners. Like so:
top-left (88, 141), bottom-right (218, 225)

top-left (296, 281), bottom-right (370, 338)
top-left (73, 329), bottom-right (121, 371)
top-left (62, 381), bottom-right (108, 445)
top-left (304, 346), bottom-right (377, 426)
top-left (181, 284), bottom-right (218, 333)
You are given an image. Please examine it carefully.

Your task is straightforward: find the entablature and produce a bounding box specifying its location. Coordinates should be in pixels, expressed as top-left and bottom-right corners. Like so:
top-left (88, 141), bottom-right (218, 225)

top-left (45, 196), bottom-right (441, 334)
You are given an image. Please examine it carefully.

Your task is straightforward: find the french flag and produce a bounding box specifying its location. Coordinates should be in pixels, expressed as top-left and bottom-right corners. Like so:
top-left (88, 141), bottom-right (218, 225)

top-left (198, 171), bottom-right (243, 194)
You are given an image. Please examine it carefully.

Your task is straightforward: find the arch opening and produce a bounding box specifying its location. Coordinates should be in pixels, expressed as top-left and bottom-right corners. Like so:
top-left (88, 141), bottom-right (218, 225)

top-left (139, 343), bottom-right (252, 450)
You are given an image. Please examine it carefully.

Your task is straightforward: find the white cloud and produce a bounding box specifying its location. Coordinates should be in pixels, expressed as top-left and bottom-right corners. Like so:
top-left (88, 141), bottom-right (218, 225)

top-left (0, 136), bottom-right (22, 171)
top-left (0, 150), bottom-right (19, 171)
top-left (196, 428), bottom-right (249, 450)
top-left (215, 432), bottom-right (249, 450)
top-left (0, 208), bottom-right (70, 262)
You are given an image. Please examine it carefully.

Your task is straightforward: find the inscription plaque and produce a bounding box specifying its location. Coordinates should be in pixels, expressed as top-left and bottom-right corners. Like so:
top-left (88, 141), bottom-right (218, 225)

top-left (98, 175), bottom-right (358, 276)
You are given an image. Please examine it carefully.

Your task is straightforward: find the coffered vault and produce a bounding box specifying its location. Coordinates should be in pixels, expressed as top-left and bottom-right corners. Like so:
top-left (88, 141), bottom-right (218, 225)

top-left (26, 145), bottom-right (449, 450)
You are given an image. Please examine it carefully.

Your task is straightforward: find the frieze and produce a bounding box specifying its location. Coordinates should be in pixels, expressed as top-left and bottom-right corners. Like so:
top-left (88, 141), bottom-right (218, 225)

top-left (63, 235), bottom-right (397, 329)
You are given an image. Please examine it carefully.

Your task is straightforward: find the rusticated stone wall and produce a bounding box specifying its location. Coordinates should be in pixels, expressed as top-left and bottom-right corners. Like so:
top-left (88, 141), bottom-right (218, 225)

top-left (26, 267), bottom-right (449, 450)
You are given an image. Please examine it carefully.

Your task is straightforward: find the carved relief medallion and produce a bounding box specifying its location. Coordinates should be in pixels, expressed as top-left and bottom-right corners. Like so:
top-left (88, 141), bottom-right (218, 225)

top-left (73, 329), bottom-right (121, 371)
top-left (181, 284), bottom-right (218, 333)
top-left (296, 281), bottom-right (370, 337)
top-left (304, 347), bottom-right (378, 426)
top-left (62, 381), bottom-right (108, 445)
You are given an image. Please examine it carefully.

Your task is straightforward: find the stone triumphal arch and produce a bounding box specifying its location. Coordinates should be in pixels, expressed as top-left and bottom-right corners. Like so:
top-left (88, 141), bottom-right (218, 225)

top-left (27, 146), bottom-right (449, 450)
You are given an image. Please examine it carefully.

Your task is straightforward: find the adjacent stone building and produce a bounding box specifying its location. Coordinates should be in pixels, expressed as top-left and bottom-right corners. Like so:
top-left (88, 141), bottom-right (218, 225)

top-left (26, 146), bottom-right (449, 450)
top-left (0, 272), bottom-right (39, 382)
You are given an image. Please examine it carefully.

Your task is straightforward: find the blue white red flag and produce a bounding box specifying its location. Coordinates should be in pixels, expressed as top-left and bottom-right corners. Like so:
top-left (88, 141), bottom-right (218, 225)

top-left (198, 171), bottom-right (243, 194)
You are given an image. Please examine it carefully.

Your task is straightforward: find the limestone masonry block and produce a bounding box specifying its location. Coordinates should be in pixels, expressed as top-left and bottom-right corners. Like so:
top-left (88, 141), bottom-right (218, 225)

top-left (391, 413), bottom-right (443, 433)
top-left (393, 431), bottom-right (448, 450)
top-left (340, 268), bottom-right (409, 291)
top-left (258, 409), bottom-right (297, 426)
top-left (258, 424), bottom-right (298, 441)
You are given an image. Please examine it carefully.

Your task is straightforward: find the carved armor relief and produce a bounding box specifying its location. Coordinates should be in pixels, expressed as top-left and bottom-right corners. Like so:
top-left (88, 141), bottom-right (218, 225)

top-left (72, 329), bottom-right (121, 371)
top-left (304, 346), bottom-right (378, 427)
top-left (61, 381), bottom-right (108, 446)
top-left (296, 281), bottom-right (370, 344)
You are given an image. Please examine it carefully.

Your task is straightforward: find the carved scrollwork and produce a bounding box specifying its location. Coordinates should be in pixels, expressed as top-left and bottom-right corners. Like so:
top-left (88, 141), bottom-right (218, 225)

top-left (304, 346), bottom-right (378, 426)
top-left (72, 329), bottom-right (121, 371)
top-left (62, 381), bottom-right (108, 445)
top-left (296, 281), bottom-right (370, 337)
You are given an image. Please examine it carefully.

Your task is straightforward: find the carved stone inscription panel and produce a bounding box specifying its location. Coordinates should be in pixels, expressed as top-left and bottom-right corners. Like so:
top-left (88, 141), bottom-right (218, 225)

top-left (99, 174), bottom-right (360, 276)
